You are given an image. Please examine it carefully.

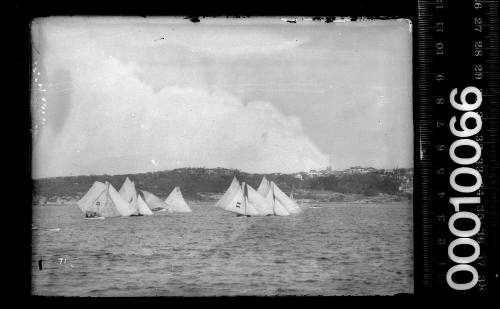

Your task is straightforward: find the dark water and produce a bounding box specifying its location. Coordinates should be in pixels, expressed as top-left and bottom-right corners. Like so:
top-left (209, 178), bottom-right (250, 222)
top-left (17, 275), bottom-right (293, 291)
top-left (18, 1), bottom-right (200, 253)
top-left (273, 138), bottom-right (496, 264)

top-left (32, 201), bottom-right (413, 296)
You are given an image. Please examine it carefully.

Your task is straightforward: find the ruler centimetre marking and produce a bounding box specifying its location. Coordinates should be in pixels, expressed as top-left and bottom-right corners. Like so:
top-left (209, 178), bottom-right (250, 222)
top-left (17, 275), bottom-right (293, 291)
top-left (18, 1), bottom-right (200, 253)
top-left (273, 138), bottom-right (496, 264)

top-left (417, 0), bottom-right (499, 294)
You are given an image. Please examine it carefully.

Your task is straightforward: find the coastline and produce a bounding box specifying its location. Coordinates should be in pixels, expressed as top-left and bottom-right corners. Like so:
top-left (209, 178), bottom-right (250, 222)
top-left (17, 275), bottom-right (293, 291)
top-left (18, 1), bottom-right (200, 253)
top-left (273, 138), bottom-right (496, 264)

top-left (33, 190), bottom-right (411, 206)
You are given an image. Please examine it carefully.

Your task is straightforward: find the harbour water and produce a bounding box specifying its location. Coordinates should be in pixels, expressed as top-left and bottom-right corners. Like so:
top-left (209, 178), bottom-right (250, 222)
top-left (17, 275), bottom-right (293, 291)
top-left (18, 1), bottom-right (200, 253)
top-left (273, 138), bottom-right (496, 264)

top-left (32, 201), bottom-right (413, 296)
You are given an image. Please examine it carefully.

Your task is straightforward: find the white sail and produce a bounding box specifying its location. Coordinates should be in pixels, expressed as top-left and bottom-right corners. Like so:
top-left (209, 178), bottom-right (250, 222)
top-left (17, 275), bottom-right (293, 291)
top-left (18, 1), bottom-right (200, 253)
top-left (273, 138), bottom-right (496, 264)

top-left (141, 190), bottom-right (169, 211)
top-left (265, 185), bottom-right (290, 216)
top-left (137, 194), bottom-right (154, 215)
top-left (264, 189), bottom-right (275, 210)
top-left (108, 183), bottom-right (136, 216)
top-left (77, 181), bottom-right (106, 212)
top-left (273, 197), bottom-right (291, 216)
top-left (215, 176), bottom-right (240, 209)
top-left (76, 181), bottom-right (132, 218)
top-left (165, 186), bottom-right (192, 213)
top-left (119, 177), bottom-right (139, 215)
top-left (257, 176), bottom-right (271, 196)
top-left (246, 184), bottom-right (273, 216)
top-left (244, 195), bottom-right (260, 216)
top-left (221, 182), bottom-right (247, 215)
top-left (241, 182), bottom-right (259, 216)
top-left (96, 184), bottom-right (122, 217)
top-left (271, 181), bottom-right (301, 214)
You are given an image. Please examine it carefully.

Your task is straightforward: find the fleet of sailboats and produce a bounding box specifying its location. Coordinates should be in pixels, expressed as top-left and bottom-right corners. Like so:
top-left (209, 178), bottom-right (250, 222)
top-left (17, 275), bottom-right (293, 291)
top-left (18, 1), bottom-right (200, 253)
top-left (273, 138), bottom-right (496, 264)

top-left (216, 176), bottom-right (301, 217)
top-left (77, 178), bottom-right (191, 218)
top-left (76, 175), bottom-right (301, 219)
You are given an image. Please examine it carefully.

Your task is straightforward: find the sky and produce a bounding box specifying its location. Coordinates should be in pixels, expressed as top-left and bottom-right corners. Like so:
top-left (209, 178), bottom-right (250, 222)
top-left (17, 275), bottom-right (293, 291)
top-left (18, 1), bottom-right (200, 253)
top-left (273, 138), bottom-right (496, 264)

top-left (31, 17), bottom-right (413, 179)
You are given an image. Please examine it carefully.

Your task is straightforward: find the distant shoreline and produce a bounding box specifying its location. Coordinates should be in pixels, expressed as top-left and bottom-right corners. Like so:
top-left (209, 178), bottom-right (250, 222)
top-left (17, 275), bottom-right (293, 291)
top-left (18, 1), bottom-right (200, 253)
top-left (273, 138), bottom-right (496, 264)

top-left (33, 190), bottom-right (411, 207)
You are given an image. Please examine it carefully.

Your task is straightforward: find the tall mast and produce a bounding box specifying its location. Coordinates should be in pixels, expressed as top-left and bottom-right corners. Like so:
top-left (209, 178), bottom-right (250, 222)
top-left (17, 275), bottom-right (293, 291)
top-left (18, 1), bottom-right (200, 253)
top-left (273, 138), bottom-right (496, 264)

top-left (271, 182), bottom-right (276, 215)
top-left (241, 181), bottom-right (246, 215)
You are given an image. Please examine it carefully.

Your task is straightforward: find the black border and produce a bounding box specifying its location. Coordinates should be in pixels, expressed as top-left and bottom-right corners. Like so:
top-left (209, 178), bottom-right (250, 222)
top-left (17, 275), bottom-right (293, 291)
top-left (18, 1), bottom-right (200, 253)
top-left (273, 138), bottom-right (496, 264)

top-left (16, 1), bottom-right (420, 301)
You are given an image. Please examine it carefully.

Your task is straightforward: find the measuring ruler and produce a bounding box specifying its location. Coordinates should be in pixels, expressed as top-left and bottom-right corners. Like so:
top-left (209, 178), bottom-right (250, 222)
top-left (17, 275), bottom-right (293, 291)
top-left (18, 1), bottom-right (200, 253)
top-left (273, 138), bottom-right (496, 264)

top-left (416, 0), bottom-right (499, 294)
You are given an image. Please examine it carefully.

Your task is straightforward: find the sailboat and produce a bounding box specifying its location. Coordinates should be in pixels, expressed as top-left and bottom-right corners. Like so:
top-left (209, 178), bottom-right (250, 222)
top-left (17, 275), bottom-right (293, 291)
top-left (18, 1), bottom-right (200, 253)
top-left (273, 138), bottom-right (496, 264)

top-left (141, 190), bottom-right (170, 212)
top-left (245, 183), bottom-right (274, 216)
top-left (257, 176), bottom-right (301, 214)
top-left (215, 177), bottom-right (250, 216)
top-left (217, 179), bottom-right (260, 216)
top-left (270, 180), bottom-right (301, 214)
top-left (216, 177), bottom-right (288, 217)
top-left (119, 177), bottom-right (153, 216)
top-left (77, 181), bottom-right (107, 218)
top-left (257, 177), bottom-right (290, 216)
top-left (165, 186), bottom-right (192, 213)
top-left (77, 181), bottom-right (137, 218)
top-left (215, 176), bottom-right (240, 209)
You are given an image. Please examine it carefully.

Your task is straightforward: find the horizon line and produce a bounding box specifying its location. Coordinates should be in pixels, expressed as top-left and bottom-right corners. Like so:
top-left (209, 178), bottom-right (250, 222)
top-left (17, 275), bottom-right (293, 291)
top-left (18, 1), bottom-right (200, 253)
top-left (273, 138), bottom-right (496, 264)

top-left (32, 165), bottom-right (414, 180)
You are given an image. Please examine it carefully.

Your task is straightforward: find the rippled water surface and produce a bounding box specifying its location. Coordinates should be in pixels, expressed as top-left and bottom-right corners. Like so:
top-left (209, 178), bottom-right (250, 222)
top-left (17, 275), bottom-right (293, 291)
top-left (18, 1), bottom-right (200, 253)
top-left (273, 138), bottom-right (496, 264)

top-left (32, 201), bottom-right (413, 296)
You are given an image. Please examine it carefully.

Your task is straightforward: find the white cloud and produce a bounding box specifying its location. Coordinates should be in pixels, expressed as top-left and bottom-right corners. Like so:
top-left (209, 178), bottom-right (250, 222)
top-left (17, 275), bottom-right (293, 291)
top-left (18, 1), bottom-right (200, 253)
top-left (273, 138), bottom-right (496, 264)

top-left (33, 56), bottom-right (330, 177)
top-left (31, 18), bottom-right (412, 177)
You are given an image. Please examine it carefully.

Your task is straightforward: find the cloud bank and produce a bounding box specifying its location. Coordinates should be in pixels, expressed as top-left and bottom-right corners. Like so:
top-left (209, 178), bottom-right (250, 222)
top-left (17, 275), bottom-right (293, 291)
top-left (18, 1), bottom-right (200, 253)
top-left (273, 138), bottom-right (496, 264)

top-left (32, 18), bottom-right (412, 178)
top-left (33, 55), bottom-right (330, 178)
